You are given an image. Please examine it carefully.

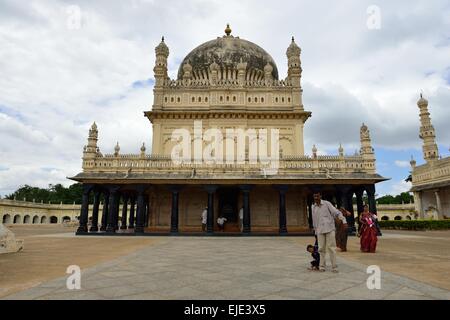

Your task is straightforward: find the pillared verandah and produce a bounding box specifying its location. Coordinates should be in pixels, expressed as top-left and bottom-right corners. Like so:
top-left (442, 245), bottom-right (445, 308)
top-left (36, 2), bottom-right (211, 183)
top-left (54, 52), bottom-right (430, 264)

top-left (70, 26), bottom-right (387, 235)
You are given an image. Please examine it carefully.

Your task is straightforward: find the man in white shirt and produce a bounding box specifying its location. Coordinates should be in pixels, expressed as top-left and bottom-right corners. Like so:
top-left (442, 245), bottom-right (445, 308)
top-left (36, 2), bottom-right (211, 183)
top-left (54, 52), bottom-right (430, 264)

top-left (239, 206), bottom-right (244, 232)
top-left (312, 192), bottom-right (347, 272)
top-left (201, 207), bottom-right (207, 232)
top-left (217, 216), bottom-right (227, 232)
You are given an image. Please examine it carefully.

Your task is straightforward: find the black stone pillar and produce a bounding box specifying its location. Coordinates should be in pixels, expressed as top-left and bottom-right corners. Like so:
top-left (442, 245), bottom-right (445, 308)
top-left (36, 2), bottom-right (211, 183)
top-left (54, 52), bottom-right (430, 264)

top-left (337, 185), bottom-right (355, 234)
top-left (135, 185), bottom-right (147, 234)
top-left (106, 186), bottom-right (120, 233)
top-left (120, 194), bottom-right (129, 230)
top-left (276, 185), bottom-right (288, 234)
top-left (100, 191), bottom-right (109, 231)
top-left (365, 184), bottom-right (381, 236)
top-left (365, 184), bottom-right (377, 215)
top-left (240, 185), bottom-right (252, 234)
top-left (89, 188), bottom-right (101, 232)
top-left (204, 185), bottom-right (218, 234)
top-left (128, 196), bottom-right (135, 229)
top-left (170, 186), bottom-right (181, 233)
top-left (77, 184), bottom-right (93, 233)
top-left (113, 193), bottom-right (120, 231)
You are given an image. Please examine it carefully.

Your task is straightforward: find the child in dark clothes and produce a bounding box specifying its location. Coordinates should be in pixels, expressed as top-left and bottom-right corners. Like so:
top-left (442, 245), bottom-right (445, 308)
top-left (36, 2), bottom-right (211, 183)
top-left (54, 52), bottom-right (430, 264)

top-left (307, 237), bottom-right (320, 270)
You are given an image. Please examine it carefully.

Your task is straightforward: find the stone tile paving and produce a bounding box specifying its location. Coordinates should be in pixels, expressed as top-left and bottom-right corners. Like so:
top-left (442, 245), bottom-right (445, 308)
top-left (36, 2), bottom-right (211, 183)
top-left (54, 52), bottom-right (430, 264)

top-left (3, 237), bottom-right (450, 300)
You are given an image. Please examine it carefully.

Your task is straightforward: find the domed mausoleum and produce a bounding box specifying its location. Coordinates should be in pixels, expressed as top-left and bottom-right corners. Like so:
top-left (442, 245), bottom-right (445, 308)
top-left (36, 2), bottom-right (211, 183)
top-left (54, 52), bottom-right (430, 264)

top-left (71, 26), bottom-right (387, 235)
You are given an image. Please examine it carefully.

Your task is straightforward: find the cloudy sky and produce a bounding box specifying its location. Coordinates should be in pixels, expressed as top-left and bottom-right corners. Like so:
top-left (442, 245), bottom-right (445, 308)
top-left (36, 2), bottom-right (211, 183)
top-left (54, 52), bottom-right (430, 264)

top-left (0, 0), bottom-right (449, 197)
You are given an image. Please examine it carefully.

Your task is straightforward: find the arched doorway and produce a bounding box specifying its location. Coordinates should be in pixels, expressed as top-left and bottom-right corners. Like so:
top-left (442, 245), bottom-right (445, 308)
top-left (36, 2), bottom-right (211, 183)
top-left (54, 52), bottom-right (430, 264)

top-left (23, 215), bottom-right (31, 224)
top-left (50, 216), bottom-right (58, 224)
top-left (394, 216), bottom-right (402, 220)
top-left (13, 214), bottom-right (21, 224)
top-left (41, 216), bottom-right (47, 224)
top-left (62, 216), bottom-right (71, 223)
top-left (381, 216), bottom-right (389, 221)
top-left (3, 214), bottom-right (12, 224)
top-left (406, 215), bottom-right (412, 220)
top-left (33, 215), bottom-right (39, 224)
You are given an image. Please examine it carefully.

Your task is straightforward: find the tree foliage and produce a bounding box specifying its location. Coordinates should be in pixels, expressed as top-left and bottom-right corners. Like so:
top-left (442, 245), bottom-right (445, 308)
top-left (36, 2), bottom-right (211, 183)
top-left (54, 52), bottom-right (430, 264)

top-left (376, 192), bottom-right (414, 204)
top-left (5, 183), bottom-right (84, 204)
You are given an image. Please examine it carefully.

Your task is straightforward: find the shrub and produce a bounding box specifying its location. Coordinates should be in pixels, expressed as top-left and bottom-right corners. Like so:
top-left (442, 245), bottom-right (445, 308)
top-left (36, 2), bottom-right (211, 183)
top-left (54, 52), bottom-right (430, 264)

top-left (378, 219), bottom-right (450, 230)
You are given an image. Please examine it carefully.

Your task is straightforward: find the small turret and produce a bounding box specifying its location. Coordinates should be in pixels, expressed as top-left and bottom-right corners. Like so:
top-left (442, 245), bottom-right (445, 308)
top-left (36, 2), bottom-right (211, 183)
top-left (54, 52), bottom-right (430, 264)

top-left (264, 62), bottom-right (273, 85)
top-left (140, 142), bottom-right (146, 158)
top-left (410, 155), bottom-right (416, 168)
top-left (114, 142), bottom-right (120, 157)
top-left (338, 143), bottom-right (344, 157)
top-left (312, 144), bottom-right (318, 159)
top-left (182, 62), bottom-right (192, 80)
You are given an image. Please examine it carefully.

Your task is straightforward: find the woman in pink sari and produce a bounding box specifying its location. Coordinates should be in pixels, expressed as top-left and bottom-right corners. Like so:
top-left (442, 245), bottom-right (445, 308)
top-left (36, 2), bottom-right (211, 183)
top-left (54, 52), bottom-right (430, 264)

top-left (358, 205), bottom-right (378, 253)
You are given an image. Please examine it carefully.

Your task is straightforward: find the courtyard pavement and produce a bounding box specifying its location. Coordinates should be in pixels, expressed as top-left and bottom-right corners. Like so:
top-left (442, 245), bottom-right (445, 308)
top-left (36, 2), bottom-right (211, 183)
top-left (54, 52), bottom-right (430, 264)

top-left (3, 236), bottom-right (450, 300)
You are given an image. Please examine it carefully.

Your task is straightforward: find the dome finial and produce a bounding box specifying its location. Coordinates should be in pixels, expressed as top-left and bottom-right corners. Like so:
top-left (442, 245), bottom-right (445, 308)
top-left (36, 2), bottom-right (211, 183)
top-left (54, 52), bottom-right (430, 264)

top-left (225, 23), bottom-right (232, 36)
top-left (161, 36), bottom-right (165, 42)
top-left (292, 36), bottom-right (295, 42)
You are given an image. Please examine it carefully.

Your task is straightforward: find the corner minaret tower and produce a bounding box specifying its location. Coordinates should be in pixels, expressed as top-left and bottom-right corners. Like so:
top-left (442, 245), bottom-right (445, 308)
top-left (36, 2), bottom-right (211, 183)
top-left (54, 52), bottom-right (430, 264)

top-left (154, 36), bottom-right (169, 86)
top-left (360, 123), bottom-right (376, 172)
top-left (417, 94), bottom-right (439, 162)
top-left (153, 37), bottom-right (169, 110)
top-left (83, 122), bottom-right (98, 162)
top-left (286, 37), bottom-right (303, 109)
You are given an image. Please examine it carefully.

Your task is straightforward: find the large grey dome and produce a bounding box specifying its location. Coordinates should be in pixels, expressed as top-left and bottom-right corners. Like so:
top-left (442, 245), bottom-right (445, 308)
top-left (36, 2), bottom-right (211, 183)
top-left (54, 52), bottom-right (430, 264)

top-left (177, 34), bottom-right (279, 80)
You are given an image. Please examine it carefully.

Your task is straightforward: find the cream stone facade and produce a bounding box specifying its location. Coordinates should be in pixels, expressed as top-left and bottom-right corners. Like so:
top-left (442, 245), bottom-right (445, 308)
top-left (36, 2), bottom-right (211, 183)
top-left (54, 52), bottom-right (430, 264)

top-left (70, 26), bottom-right (387, 235)
top-left (410, 95), bottom-right (450, 219)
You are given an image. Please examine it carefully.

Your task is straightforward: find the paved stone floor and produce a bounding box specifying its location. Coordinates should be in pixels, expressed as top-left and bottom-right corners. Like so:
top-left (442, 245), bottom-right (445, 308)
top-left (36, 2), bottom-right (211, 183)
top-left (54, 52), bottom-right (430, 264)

top-left (2, 234), bottom-right (450, 300)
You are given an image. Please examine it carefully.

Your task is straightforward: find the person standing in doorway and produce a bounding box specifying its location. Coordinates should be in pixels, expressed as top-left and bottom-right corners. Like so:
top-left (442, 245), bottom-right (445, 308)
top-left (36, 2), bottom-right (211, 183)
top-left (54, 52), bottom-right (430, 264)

top-left (201, 206), bottom-right (207, 232)
top-left (239, 206), bottom-right (244, 232)
top-left (312, 192), bottom-right (347, 272)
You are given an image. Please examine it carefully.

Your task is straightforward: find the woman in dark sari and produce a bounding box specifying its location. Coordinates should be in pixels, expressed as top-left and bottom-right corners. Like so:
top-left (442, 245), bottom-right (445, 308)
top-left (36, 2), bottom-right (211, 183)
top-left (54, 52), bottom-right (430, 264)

top-left (358, 205), bottom-right (378, 253)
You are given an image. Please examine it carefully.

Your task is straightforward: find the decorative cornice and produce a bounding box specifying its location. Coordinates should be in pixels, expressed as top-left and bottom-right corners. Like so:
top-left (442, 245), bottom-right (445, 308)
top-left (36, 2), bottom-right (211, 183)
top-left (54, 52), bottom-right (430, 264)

top-left (145, 110), bottom-right (311, 122)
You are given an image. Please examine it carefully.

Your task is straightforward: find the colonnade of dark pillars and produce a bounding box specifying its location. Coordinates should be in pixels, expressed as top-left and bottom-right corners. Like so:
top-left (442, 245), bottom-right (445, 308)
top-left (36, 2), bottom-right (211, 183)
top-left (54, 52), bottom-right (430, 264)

top-left (77, 184), bottom-right (141, 234)
top-left (77, 183), bottom-right (378, 235)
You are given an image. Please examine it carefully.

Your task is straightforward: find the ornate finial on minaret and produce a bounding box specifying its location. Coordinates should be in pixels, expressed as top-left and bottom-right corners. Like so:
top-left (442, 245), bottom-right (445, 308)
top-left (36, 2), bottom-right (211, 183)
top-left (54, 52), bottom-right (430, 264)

top-left (312, 144), bottom-right (318, 158)
top-left (417, 93), bottom-right (438, 161)
top-left (161, 36), bottom-right (164, 42)
top-left (225, 23), bottom-right (232, 36)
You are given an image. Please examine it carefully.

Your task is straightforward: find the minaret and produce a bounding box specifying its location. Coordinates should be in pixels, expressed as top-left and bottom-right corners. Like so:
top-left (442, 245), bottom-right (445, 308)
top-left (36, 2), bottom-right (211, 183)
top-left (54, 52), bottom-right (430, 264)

top-left (83, 122), bottom-right (98, 160)
top-left (286, 36), bottom-right (302, 88)
top-left (417, 94), bottom-right (438, 162)
top-left (154, 36), bottom-right (169, 87)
